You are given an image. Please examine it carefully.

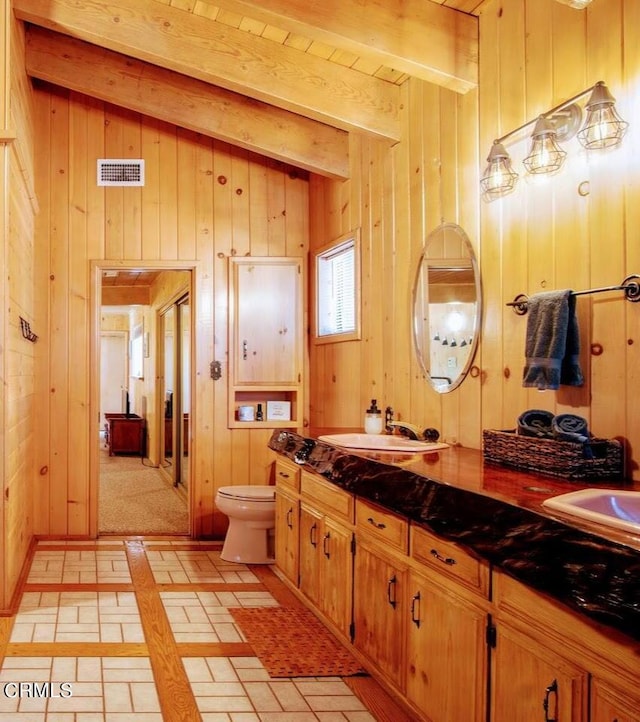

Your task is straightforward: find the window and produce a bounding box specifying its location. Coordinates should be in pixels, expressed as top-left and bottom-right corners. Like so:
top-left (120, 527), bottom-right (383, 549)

top-left (313, 230), bottom-right (361, 343)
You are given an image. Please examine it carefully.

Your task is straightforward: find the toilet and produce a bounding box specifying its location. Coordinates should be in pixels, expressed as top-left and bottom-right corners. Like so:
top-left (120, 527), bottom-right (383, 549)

top-left (215, 485), bottom-right (276, 564)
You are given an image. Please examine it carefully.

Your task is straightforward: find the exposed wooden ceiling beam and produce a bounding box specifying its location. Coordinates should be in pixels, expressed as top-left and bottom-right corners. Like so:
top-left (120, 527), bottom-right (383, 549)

top-left (14, 0), bottom-right (400, 141)
top-left (25, 26), bottom-right (350, 179)
top-left (208, 0), bottom-right (478, 93)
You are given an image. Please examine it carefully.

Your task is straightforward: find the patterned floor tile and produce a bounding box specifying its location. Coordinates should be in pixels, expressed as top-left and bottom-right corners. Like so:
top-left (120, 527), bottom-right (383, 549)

top-left (26, 551), bottom-right (131, 585)
top-left (160, 590), bottom-right (277, 643)
top-left (183, 658), bottom-right (376, 720)
top-left (0, 658), bottom-right (161, 719)
top-left (1, 541), bottom-right (389, 721)
top-left (146, 550), bottom-right (260, 584)
top-left (11, 592), bottom-right (143, 643)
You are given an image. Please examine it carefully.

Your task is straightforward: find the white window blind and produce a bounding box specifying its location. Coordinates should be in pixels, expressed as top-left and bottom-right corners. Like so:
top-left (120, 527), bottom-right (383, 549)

top-left (317, 239), bottom-right (356, 336)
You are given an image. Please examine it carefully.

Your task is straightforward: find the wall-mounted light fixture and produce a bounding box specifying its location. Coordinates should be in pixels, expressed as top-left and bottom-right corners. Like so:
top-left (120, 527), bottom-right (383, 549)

top-left (480, 81), bottom-right (628, 202)
top-left (554, 0), bottom-right (592, 8)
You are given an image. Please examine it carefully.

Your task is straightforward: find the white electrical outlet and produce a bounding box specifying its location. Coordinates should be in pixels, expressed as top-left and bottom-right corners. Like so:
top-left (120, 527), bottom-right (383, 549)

top-left (447, 357), bottom-right (457, 368)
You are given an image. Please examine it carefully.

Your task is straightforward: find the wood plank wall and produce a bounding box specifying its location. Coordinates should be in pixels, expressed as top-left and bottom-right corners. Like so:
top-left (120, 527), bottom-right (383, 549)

top-left (2, 16), bottom-right (38, 609)
top-left (309, 79), bottom-right (481, 449)
top-left (309, 0), bottom-right (640, 480)
top-left (32, 83), bottom-right (309, 540)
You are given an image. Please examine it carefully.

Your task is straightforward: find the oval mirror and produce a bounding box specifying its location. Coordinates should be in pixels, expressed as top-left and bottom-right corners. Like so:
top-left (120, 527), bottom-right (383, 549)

top-left (412, 223), bottom-right (481, 393)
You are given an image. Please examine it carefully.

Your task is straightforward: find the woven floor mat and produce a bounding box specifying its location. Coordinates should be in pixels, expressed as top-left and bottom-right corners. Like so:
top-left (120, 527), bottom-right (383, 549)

top-left (230, 606), bottom-right (367, 678)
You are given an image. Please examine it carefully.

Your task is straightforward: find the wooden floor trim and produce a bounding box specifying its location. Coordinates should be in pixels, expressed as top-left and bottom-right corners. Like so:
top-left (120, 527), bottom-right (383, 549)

top-left (124, 539), bottom-right (202, 722)
top-left (5, 642), bottom-right (149, 657)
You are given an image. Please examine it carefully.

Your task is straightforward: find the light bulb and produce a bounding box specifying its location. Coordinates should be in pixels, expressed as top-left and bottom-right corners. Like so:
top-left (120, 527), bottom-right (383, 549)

top-left (523, 117), bottom-right (567, 175)
top-left (577, 82), bottom-right (628, 149)
top-left (480, 142), bottom-right (518, 201)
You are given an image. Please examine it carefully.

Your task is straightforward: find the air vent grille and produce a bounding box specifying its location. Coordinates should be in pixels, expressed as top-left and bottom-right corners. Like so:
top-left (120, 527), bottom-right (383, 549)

top-left (97, 159), bottom-right (145, 186)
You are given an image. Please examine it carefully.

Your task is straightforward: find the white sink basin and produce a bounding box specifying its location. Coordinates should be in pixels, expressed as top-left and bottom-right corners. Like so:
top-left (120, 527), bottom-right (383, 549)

top-left (542, 489), bottom-right (640, 534)
top-left (318, 433), bottom-right (449, 454)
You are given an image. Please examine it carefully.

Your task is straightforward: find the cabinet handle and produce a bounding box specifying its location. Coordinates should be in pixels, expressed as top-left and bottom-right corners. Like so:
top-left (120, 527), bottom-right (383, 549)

top-left (367, 517), bottom-right (386, 530)
top-left (430, 548), bottom-right (456, 566)
top-left (278, 471), bottom-right (290, 479)
top-left (242, 339), bottom-right (248, 360)
top-left (387, 574), bottom-right (397, 608)
top-left (411, 591), bottom-right (421, 628)
top-left (323, 532), bottom-right (331, 558)
top-left (286, 507), bottom-right (293, 529)
top-left (542, 679), bottom-right (558, 722)
top-left (309, 522), bottom-right (318, 547)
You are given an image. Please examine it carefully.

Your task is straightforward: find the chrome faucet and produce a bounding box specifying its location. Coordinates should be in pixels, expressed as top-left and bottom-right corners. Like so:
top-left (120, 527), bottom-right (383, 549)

top-left (386, 420), bottom-right (425, 441)
top-left (384, 407), bottom-right (440, 442)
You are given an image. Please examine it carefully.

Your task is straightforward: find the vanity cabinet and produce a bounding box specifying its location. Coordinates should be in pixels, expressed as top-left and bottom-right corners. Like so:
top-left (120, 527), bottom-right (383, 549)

top-left (353, 499), bottom-right (409, 692)
top-left (491, 571), bottom-right (638, 722)
top-left (271, 445), bottom-right (640, 722)
top-left (274, 459), bottom-right (301, 585)
top-left (489, 621), bottom-right (588, 722)
top-left (298, 471), bottom-right (354, 639)
top-left (590, 679), bottom-right (640, 722)
top-left (407, 525), bottom-right (490, 722)
top-left (228, 257), bottom-right (304, 428)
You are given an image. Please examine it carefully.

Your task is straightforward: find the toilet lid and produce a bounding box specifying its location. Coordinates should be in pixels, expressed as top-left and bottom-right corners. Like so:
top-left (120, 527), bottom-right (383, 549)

top-left (217, 485), bottom-right (275, 501)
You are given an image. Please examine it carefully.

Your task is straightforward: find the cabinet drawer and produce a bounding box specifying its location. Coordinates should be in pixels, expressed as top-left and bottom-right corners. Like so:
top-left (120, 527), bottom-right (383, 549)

top-left (410, 524), bottom-right (490, 598)
top-left (300, 471), bottom-right (354, 523)
top-left (274, 458), bottom-right (300, 491)
top-left (356, 499), bottom-right (408, 554)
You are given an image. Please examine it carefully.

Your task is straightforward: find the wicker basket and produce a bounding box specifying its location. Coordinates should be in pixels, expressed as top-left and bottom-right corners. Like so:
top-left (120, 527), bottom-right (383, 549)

top-left (482, 429), bottom-right (624, 481)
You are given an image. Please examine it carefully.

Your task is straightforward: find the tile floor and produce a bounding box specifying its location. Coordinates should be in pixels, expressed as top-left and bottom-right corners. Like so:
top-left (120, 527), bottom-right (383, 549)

top-left (0, 540), bottom-right (382, 721)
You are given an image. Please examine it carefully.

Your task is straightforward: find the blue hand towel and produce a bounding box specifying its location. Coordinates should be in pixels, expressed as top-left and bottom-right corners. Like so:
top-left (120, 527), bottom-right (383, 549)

top-left (552, 413), bottom-right (589, 443)
top-left (552, 413), bottom-right (593, 459)
top-left (517, 409), bottom-right (554, 438)
top-left (522, 290), bottom-right (584, 391)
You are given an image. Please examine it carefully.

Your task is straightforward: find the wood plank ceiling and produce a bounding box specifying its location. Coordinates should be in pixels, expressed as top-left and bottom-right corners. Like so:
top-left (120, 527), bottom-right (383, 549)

top-left (13, 0), bottom-right (486, 179)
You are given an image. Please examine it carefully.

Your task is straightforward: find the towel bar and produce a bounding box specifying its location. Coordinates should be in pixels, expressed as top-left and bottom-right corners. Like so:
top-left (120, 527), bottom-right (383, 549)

top-left (506, 274), bottom-right (640, 315)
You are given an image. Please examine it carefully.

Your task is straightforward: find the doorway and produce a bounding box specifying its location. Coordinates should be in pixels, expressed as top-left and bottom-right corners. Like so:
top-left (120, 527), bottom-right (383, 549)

top-left (92, 264), bottom-right (194, 537)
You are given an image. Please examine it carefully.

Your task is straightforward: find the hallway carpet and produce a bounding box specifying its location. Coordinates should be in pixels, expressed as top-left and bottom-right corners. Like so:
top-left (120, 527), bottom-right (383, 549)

top-left (0, 540), bottom-right (413, 721)
top-left (99, 451), bottom-right (188, 535)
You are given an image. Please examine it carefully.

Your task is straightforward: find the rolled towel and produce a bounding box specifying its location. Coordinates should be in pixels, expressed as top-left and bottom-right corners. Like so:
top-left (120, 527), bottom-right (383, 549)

top-left (517, 409), bottom-right (555, 438)
top-left (552, 413), bottom-right (589, 444)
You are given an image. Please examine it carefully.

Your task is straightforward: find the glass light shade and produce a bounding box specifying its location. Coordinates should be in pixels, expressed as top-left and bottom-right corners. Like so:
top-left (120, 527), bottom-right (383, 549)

top-left (577, 82), bottom-right (628, 149)
top-left (480, 142), bottom-right (519, 201)
top-left (523, 117), bottom-right (567, 174)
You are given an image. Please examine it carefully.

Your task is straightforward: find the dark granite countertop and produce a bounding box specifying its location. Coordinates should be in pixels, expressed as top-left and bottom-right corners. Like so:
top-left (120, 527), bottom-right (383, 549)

top-left (269, 429), bottom-right (640, 643)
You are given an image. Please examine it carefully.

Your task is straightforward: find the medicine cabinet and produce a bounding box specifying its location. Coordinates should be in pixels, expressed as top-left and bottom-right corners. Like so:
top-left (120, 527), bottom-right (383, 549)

top-left (228, 256), bottom-right (304, 428)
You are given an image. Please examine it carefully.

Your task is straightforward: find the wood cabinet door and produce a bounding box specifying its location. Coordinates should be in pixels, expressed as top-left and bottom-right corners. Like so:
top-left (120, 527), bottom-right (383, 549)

top-left (299, 505), bottom-right (323, 606)
top-left (490, 622), bottom-right (587, 722)
top-left (320, 517), bottom-right (354, 638)
top-left (231, 258), bottom-right (302, 385)
top-left (406, 570), bottom-right (487, 722)
top-left (590, 679), bottom-right (640, 722)
top-left (275, 488), bottom-right (299, 585)
top-left (353, 540), bottom-right (407, 691)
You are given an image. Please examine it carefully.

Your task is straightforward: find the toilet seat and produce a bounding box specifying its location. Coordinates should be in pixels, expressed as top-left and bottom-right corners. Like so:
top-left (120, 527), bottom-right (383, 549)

top-left (217, 485), bottom-right (275, 502)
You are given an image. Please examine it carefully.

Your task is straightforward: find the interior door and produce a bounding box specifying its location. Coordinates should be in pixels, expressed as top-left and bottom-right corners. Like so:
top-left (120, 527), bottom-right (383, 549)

top-left (100, 331), bottom-right (128, 427)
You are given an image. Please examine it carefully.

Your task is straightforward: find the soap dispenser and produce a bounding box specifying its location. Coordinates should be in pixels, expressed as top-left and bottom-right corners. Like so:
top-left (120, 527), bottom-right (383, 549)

top-left (364, 399), bottom-right (383, 434)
